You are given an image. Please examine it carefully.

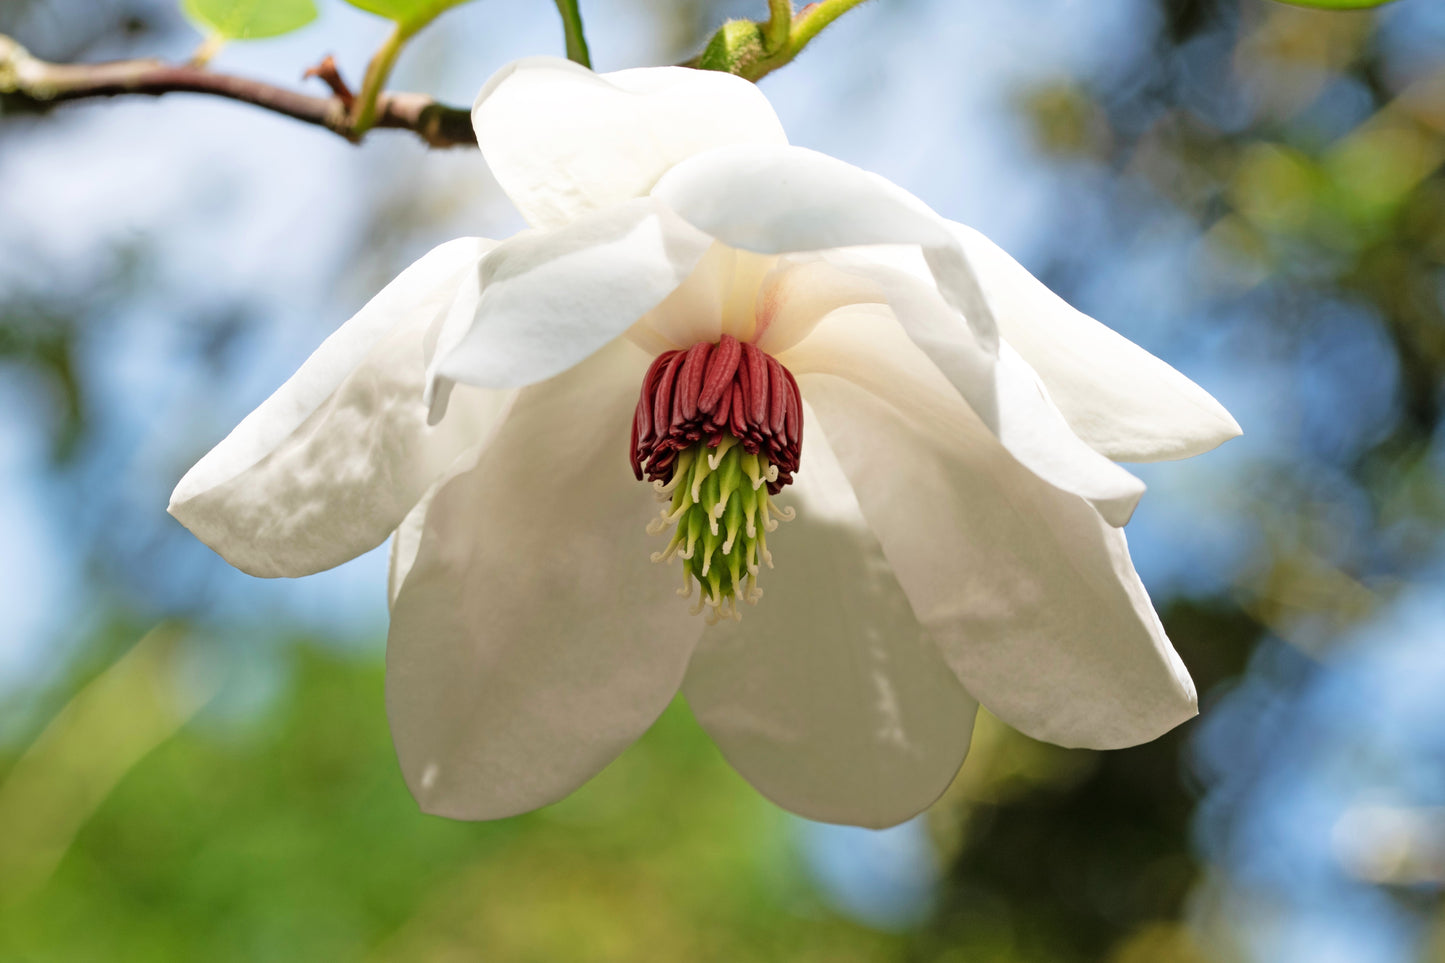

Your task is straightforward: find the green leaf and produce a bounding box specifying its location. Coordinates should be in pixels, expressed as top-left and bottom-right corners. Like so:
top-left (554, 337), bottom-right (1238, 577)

top-left (180, 0), bottom-right (317, 39)
top-left (339, 0), bottom-right (471, 28)
top-left (1268, 0), bottom-right (1400, 9)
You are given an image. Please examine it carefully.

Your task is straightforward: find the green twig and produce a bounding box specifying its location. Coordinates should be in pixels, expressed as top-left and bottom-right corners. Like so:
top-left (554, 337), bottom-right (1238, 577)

top-left (351, 21), bottom-right (415, 135)
top-left (763, 0), bottom-right (793, 53)
top-left (694, 0), bottom-right (873, 83)
top-left (788, 0), bottom-right (872, 55)
top-left (553, 0), bottom-right (593, 68)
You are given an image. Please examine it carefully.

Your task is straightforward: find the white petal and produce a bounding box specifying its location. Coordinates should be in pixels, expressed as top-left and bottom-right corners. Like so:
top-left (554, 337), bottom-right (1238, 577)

top-left (807, 264), bottom-right (1146, 527)
top-left (683, 413), bottom-right (978, 829)
top-left (951, 223), bottom-right (1241, 461)
top-left (791, 311), bottom-right (1197, 749)
top-left (626, 242), bottom-right (777, 352)
top-left (652, 143), bottom-right (955, 258)
top-left (434, 198), bottom-right (712, 394)
top-left (386, 434), bottom-right (502, 609)
top-left (625, 244), bottom-right (879, 355)
top-left (387, 338), bottom-right (704, 820)
top-left (752, 257), bottom-right (884, 356)
top-left (169, 238), bottom-right (506, 578)
top-left (651, 143), bottom-right (997, 353)
top-left (474, 57), bottom-right (787, 229)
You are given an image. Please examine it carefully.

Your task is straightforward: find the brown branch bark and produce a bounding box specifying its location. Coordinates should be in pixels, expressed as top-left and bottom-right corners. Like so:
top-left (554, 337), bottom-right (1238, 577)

top-left (0, 35), bottom-right (476, 148)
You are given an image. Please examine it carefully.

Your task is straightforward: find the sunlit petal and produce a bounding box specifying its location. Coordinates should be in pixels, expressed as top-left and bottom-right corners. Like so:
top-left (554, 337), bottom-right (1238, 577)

top-left (474, 57), bottom-right (787, 229)
top-left (387, 338), bottom-right (704, 819)
top-left (789, 309), bottom-right (1197, 748)
top-left (169, 238), bottom-right (506, 577)
top-left (684, 414), bottom-right (978, 829)
top-left (433, 198), bottom-right (712, 398)
top-left (951, 223), bottom-right (1241, 461)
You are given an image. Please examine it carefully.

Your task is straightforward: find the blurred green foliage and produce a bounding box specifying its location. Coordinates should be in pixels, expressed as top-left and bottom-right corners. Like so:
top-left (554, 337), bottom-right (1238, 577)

top-left (337, 0), bottom-right (473, 28)
top-left (181, 0), bottom-right (317, 39)
top-left (0, 631), bottom-right (906, 962)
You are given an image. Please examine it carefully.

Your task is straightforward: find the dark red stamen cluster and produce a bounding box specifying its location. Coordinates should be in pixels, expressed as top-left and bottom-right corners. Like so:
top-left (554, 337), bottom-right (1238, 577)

top-left (630, 335), bottom-right (803, 495)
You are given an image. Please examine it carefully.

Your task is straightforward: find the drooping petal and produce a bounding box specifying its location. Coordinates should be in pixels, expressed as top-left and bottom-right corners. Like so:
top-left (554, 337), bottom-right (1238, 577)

top-left (474, 57), bottom-right (788, 229)
top-left (169, 237), bottom-right (506, 578)
top-left (434, 198), bottom-right (712, 396)
top-left (950, 223), bottom-right (1241, 461)
top-left (652, 144), bottom-right (955, 273)
top-left (625, 244), bottom-right (879, 355)
top-left (387, 338), bottom-right (704, 820)
top-left (683, 414), bottom-right (978, 829)
top-left (816, 234), bottom-right (1241, 462)
top-left (386, 434), bottom-right (502, 609)
top-left (811, 260), bottom-right (1146, 527)
top-left (789, 309), bottom-right (1197, 750)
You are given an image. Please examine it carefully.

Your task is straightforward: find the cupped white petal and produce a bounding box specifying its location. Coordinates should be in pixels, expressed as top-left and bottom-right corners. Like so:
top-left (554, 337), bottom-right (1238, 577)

top-left (951, 223), bottom-right (1241, 461)
top-left (651, 143), bottom-right (1000, 352)
top-left (626, 244), bottom-right (879, 356)
top-left (169, 238), bottom-right (506, 578)
top-left (653, 143), bottom-right (951, 257)
top-left (684, 414), bottom-right (978, 829)
top-left (387, 338), bottom-right (704, 820)
top-left (790, 309), bottom-right (1197, 749)
top-left (434, 198), bottom-right (712, 397)
top-left (474, 57), bottom-right (787, 229)
top-left (626, 242), bottom-right (777, 352)
top-left (387, 433), bottom-right (503, 609)
top-left (752, 257), bottom-right (884, 356)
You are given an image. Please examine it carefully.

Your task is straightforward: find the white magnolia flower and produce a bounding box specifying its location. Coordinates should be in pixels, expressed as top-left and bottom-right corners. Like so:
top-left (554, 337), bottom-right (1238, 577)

top-left (170, 57), bottom-right (1240, 829)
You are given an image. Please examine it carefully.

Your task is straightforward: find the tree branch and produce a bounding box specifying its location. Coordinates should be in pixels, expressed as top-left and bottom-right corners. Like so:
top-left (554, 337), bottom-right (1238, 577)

top-left (0, 35), bottom-right (476, 149)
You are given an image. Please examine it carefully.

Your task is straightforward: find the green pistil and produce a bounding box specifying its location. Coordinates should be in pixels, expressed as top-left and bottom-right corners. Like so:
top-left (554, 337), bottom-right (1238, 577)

top-left (647, 436), bottom-right (794, 623)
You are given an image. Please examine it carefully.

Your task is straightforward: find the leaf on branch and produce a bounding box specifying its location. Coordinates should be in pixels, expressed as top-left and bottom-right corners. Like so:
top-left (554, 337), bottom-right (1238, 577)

top-left (339, 0), bottom-right (473, 27)
top-left (181, 0), bottom-right (318, 39)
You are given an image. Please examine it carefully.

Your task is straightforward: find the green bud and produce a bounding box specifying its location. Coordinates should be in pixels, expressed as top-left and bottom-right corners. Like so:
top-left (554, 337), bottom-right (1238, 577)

top-left (695, 19), bottom-right (766, 76)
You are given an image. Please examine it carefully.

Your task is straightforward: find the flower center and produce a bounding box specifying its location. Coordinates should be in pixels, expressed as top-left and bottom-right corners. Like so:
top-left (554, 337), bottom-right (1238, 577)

top-left (630, 335), bottom-right (803, 623)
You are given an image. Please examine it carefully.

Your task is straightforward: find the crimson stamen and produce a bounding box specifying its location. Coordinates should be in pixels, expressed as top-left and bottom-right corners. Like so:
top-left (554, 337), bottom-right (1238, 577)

top-left (631, 335), bottom-right (803, 495)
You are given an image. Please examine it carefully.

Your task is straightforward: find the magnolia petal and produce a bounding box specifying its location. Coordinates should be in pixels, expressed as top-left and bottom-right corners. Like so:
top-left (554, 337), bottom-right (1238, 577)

top-left (752, 257), bottom-right (885, 357)
top-left (387, 338), bottom-right (704, 820)
top-left (386, 430), bottom-right (509, 609)
top-left (653, 144), bottom-right (951, 258)
top-left (652, 143), bottom-right (1001, 354)
top-left (169, 238), bottom-right (505, 578)
top-left (474, 57), bottom-right (787, 229)
top-left (626, 242), bottom-right (774, 353)
top-left (792, 311), bottom-right (1196, 749)
top-left (627, 245), bottom-right (880, 357)
top-left (804, 262), bottom-right (1145, 526)
top-left (684, 414), bottom-right (978, 829)
top-left (951, 223), bottom-right (1241, 461)
top-left (434, 198), bottom-right (712, 395)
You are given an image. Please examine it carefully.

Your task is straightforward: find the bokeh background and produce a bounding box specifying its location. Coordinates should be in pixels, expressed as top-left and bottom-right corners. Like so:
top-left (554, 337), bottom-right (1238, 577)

top-left (2, 0), bottom-right (1444, 959)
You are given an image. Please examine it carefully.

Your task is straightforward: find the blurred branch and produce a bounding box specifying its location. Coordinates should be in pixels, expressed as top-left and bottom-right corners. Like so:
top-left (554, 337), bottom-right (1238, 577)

top-left (0, 34), bottom-right (476, 148)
